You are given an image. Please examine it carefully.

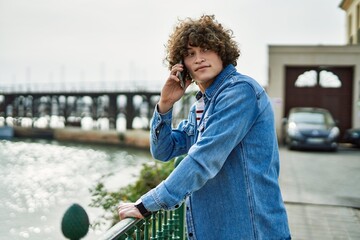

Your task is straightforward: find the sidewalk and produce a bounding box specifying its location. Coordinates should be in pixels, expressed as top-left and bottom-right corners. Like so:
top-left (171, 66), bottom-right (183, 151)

top-left (285, 202), bottom-right (360, 239)
top-left (278, 146), bottom-right (360, 239)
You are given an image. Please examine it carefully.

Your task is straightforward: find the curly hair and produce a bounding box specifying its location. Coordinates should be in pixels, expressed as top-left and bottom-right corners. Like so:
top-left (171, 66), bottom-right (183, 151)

top-left (165, 15), bottom-right (240, 71)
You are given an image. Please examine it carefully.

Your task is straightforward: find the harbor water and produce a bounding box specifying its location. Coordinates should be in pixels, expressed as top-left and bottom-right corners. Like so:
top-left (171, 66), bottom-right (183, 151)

top-left (0, 138), bottom-right (153, 240)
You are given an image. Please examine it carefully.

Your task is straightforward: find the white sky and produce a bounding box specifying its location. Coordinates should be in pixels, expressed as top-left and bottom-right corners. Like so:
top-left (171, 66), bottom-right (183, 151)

top-left (0, 0), bottom-right (346, 91)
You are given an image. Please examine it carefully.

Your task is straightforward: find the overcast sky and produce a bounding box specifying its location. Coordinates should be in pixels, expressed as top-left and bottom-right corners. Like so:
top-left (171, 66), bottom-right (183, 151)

top-left (0, 0), bottom-right (346, 91)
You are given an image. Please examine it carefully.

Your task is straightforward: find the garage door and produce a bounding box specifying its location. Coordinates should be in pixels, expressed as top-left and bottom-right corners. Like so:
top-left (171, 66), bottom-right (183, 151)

top-left (285, 66), bottom-right (353, 139)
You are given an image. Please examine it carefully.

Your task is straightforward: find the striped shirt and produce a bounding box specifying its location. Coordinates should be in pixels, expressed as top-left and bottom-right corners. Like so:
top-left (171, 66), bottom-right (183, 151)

top-left (195, 92), bottom-right (205, 126)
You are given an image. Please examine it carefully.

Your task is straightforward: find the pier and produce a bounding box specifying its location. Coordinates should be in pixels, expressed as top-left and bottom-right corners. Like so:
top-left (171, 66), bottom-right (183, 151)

top-left (0, 89), bottom-right (161, 130)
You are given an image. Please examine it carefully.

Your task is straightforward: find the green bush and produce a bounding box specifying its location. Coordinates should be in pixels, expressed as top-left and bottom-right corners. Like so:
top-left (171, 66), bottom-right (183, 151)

top-left (89, 160), bottom-right (175, 229)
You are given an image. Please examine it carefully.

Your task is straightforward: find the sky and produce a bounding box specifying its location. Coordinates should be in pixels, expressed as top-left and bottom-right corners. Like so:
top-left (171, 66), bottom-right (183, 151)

top-left (0, 0), bottom-right (346, 92)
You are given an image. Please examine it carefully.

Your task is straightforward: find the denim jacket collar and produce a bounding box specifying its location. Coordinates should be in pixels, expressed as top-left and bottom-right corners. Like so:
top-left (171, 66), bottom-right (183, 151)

top-left (203, 64), bottom-right (237, 101)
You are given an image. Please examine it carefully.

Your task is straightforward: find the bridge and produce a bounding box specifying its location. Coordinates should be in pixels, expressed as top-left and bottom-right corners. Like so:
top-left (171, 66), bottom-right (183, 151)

top-left (0, 85), bottom-right (162, 130)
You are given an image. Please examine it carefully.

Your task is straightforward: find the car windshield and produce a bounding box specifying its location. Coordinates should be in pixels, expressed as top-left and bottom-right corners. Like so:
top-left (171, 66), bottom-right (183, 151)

top-left (289, 111), bottom-right (334, 125)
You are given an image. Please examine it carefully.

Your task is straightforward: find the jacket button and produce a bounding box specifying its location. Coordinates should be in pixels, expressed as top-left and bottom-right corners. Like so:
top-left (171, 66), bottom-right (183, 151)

top-left (175, 204), bottom-right (179, 208)
top-left (189, 233), bottom-right (193, 237)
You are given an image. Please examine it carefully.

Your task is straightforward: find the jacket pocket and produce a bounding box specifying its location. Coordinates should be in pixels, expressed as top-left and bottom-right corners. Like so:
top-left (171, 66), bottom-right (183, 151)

top-left (183, 122), bottom-right (195, 136)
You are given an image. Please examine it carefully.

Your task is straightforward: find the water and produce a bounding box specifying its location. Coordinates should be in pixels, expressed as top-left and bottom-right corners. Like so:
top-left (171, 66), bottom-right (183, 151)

top-left (0, 138), bottom-right (153, 240)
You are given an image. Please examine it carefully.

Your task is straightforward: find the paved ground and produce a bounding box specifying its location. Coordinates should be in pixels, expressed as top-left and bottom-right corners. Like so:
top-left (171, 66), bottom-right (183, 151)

top-left (279, 145), bottom-right (360, 239)
top-left (285, 203), bottom-right (360, 239)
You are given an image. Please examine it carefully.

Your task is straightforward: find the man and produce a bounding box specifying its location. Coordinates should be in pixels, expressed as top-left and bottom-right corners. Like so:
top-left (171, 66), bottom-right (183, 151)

top-left (118, 15), bottom-right (291, 240)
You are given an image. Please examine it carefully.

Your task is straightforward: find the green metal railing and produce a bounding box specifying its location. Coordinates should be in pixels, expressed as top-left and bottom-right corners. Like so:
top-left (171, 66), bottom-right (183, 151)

top-left (99, 204), bottom-right (186, 240)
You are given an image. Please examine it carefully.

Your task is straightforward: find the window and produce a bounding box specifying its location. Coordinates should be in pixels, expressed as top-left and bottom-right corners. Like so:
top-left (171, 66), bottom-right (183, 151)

top-left (295, 70), bottom-right (342, 88)
top-left (290, 112), bottom-right (325, 124)
top-left (349, 14), bottom-right (353, 44)
top-left (357, 4), bottom-right (360, 44)
top-left (294, 70), bottom-right (317, 87)
top-left (358, 4), bottom-right (360, 28)
top-left (319, 70), bottom-right (342, 88)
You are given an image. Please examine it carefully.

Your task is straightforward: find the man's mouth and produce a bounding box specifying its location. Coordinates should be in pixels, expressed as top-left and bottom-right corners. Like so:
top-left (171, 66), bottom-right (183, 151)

top-left (194, 65), bottom-right (210, 72)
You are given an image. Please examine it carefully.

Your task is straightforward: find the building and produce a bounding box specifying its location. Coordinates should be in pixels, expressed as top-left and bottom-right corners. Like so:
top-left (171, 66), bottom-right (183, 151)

top-left (267, 0), bottom-right (360, 141)
top-left (341, 0), bottom-right (360, 44)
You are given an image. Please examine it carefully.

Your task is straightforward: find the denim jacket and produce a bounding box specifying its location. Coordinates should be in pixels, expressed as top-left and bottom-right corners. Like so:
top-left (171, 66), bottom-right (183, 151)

top-left (141, 64), bottom-right (291, 240)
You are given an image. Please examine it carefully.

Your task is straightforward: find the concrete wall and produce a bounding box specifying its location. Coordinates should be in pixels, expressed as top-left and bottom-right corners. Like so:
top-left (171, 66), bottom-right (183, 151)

top-left (267, 45), bottom-right (360, 139)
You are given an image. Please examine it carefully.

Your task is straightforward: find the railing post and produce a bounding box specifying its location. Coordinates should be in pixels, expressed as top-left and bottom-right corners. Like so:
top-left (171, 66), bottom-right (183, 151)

top-left (177, 205), bottom-right (186, 240)
top-left (168, 211), bottom-right (174, 240)
top-left (162, 211), bottom-right (169, 239)
top-left (135, 223), bottom-right (141, 240)
top-left (143, 218), bottom-right (150, 239)
top-left (173, 209), bottom-right (180, 240)
top-left (156, 211), bottom-right (164, 240)
top-left (150, 212), bottom-right (157, 240)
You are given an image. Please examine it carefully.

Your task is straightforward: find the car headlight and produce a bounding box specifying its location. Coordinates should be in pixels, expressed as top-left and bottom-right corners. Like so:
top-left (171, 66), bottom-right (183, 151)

top-left (288, 122), bottom-right (302, 138)
top-left (329, 127), bottom-right (340, 139)
top-left (351, 132), bottom-right (359, 138)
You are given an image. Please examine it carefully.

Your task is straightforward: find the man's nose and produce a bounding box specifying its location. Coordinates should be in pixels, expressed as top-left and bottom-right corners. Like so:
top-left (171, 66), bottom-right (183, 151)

top-left (195, 54), bottom-right (205, 64)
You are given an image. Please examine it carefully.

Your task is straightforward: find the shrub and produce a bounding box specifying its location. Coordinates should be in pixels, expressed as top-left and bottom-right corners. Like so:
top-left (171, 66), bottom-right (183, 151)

top-left (89, 160), bottom-right (175, 228)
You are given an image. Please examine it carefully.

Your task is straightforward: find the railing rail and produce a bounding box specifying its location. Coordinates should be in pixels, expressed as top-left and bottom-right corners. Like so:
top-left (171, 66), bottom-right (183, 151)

top-left (98, 218), bottom-right (142, 240)
top-left (98, 204), bottom-right (186, 240)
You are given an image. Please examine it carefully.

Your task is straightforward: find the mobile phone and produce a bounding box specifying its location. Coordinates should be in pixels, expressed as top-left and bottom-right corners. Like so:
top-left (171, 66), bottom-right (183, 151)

top-left (178, 60), bottom-right (187, 89)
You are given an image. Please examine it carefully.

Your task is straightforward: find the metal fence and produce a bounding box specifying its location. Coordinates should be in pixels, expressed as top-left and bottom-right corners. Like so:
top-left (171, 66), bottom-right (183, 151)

top-left (99, 205), bottom-right (186, 240)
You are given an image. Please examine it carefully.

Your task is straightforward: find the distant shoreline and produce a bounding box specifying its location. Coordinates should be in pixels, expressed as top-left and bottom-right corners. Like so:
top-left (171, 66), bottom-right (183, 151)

top-left (13, 126), bottom-right (150, 149)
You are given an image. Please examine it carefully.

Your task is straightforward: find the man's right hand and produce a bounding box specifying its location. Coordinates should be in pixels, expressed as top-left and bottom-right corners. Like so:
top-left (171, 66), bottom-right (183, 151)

top-left (158, 63), bottom-right (191, 113)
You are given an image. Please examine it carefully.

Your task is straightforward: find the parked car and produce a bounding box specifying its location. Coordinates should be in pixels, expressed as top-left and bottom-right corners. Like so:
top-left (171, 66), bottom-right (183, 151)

top-left (343, 128), bottom-right (360, 148)
top-left (282, 107), bottom-right (339, 151)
